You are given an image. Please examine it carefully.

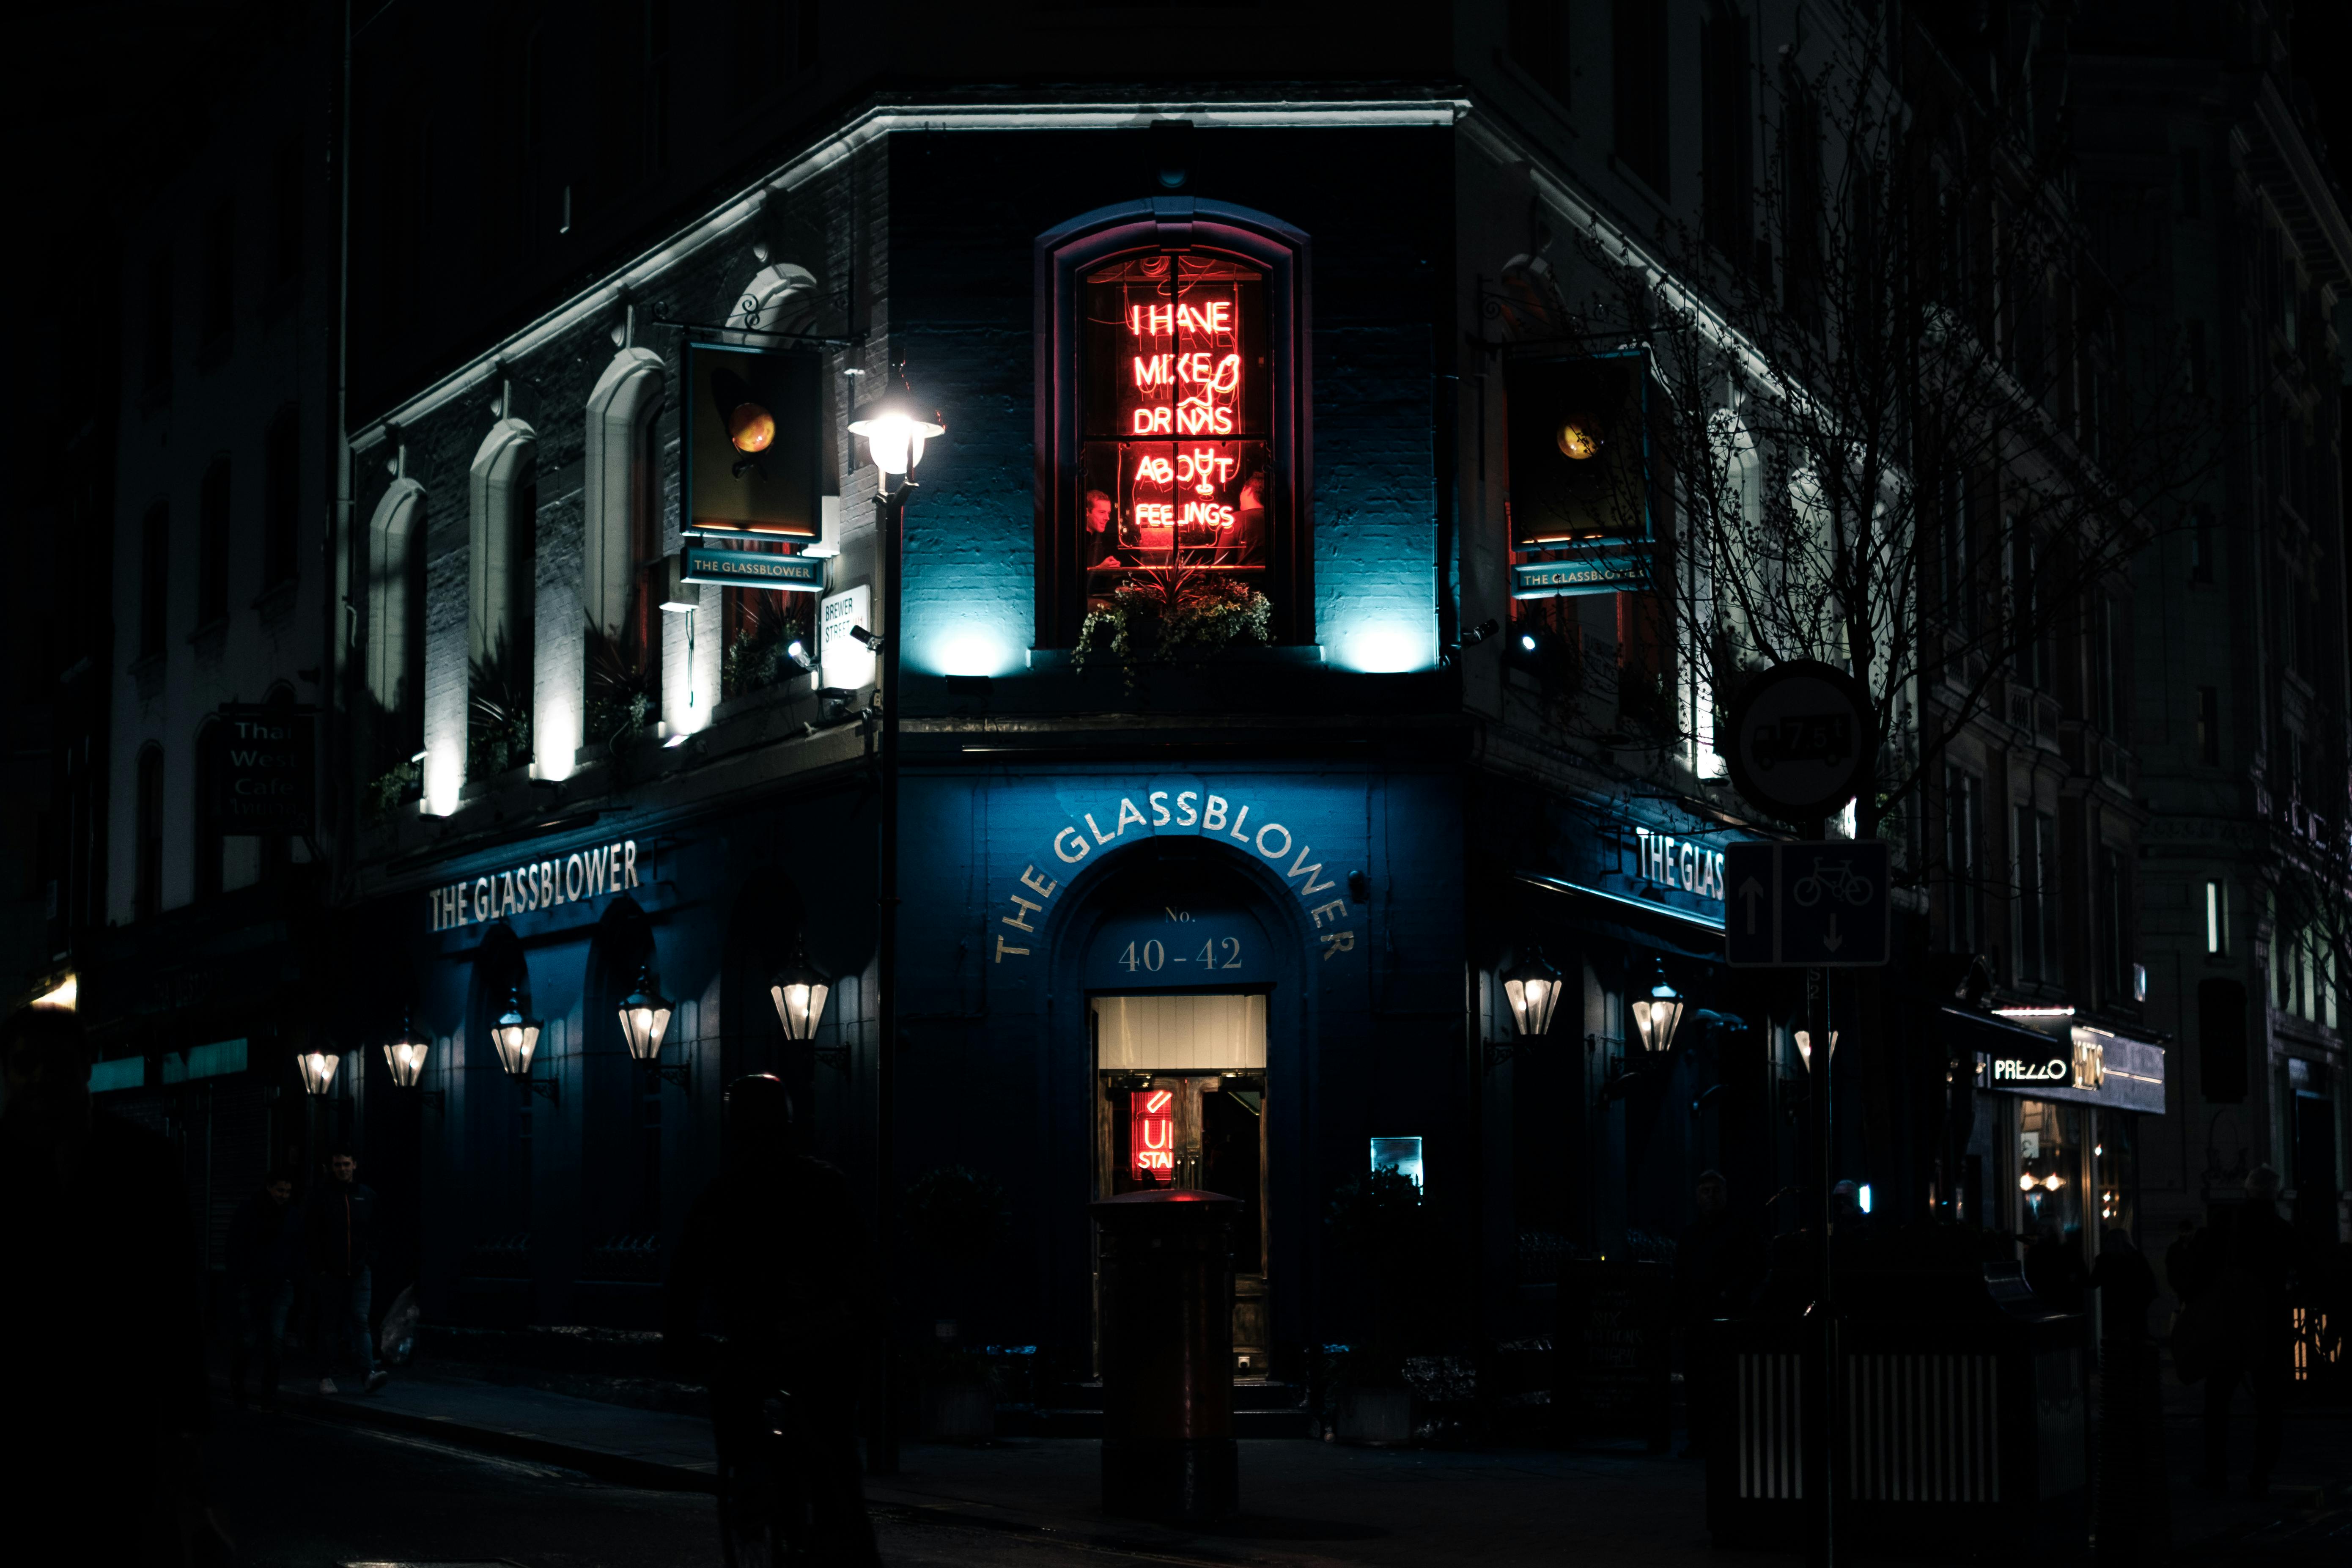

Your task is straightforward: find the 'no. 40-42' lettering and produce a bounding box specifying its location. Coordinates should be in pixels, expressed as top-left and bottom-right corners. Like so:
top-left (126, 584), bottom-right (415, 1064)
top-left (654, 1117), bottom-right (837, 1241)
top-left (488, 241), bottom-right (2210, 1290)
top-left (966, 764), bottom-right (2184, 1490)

top-left (1118, 938), bottom-right (1244, 972)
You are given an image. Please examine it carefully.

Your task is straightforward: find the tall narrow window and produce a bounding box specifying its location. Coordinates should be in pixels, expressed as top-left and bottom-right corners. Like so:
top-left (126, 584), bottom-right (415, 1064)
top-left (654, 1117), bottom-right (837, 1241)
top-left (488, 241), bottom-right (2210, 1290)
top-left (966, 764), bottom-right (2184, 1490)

top-left (2092, 596), bottom-right (2122, 737)
top-left (2189, 504), bottom-right (2214, 581)
top-left (733, 0), bottom-right (815, 108)
top-left (135, 745), bottom-right (165, 921)
top-left (593, 0), bottom-right (666, 205)
top-left (2196, 687), bottom-right (2220, 765)
top-left (2178, 146), bottom-right (2201, 218)
top-left (273, 134), bottom-right (304, 286)
top-left (1508, 0), bottom-right (1570, 103)
top-left (201, 199), bottom-right (234, 349)
top-left (2012, 528), bottom-right (2045, 687)
top-left (469, 424), bottom-right (538, 782)
top-left (264, 405), bottom-right (301, 588)
top-left (143, 248), bottom-right (173, 392)
top-left (2016, 805), bottom-right (2061, 984)
top-left (2204, 879), bottom-right (2228, 956)
top-left (1612, 0), bottom-right (1670, 194)
top-left (1699, 3), bottom-right (1752, 265)
top-left (195, 721), bottom-right (224, 901)
top-left (1781, 71), bottom-right (1822, 331)
top-left (140, 503), bottom-right (170, 659)
top-left (2099, 846), bottom-right (2132, 1005)
top-left (197, 459), bottom-right (231, 626)
top-left (1940, 475), bottom-right (1971, 637)
top-left (1944, 767), bottom-right (1982, 954)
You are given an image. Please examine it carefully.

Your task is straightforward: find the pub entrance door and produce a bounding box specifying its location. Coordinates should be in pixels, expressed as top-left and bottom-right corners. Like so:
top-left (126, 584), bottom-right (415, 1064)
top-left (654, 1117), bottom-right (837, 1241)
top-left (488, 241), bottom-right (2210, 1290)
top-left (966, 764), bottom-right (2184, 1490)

top-left (1091, 992), bottom-right (1269, 1374)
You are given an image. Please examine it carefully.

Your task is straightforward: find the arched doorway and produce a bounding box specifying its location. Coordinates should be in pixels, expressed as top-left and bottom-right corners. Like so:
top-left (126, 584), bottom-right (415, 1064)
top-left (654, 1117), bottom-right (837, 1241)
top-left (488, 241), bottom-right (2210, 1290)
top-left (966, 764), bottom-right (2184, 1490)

top-left (578, 898), bottom-right (662, 1323)
top-left (1054, 840), bottom-right (1309, 1377)
top-left (458, 923), bottom-right (535, 1324)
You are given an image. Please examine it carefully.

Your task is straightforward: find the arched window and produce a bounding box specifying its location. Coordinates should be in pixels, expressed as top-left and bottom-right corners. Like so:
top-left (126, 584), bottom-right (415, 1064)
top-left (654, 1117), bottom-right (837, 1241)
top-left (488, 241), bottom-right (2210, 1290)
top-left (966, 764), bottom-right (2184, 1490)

top-left (134, 744), bottom-right (165, 920)
top-left (714, 265), bottom-right (823, 701)
top-left (583, 349), bottom-right (666, 750)
top-left (468, 417), bottom-right (537, 783)
top-left (366, 476), bottom-right (426, 767)
top-left (1037, 199), bottom-right (1312, 647)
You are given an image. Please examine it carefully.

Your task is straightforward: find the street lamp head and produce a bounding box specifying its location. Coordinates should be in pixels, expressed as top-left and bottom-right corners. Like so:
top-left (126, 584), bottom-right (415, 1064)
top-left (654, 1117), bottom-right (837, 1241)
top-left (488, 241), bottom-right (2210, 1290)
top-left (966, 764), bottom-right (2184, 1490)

top-left (297, 1046), bottom-right (340, 1097)
top-left (1501, 946), bottom-right (1564, 1038)
top-left (490, 983), bottom-right (543, 1079)
top-left (617, 961), bottom-right (674, 1063)
top-left (382, 1013), bottom-right (430, 1089)
top-left (1630, 966), bottom-right (1686, 1055)
top-left (768, 939), bottom-right (832, 1042)
top-left (848, 379), bottom-right (944, 479)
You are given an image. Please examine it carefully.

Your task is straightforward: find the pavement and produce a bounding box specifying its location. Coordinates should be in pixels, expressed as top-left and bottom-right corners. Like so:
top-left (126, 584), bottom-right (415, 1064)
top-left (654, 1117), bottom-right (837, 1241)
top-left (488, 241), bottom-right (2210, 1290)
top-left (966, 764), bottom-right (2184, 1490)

top-left (240, 1367), bottom-right (2352, 1566)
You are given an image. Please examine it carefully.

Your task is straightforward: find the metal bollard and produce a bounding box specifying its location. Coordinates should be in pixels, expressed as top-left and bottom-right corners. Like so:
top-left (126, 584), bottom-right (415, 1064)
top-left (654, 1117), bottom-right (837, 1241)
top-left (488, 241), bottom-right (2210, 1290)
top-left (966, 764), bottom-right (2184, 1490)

top-left (1091, 1188), bottom-right (1240, 1521)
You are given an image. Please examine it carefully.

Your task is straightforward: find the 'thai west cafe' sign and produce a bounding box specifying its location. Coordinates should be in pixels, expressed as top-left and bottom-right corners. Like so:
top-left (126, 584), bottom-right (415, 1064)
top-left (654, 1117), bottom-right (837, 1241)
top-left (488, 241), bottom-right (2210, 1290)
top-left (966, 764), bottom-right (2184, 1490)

top-left (427, 839), bottom-right (646, 931)
top-left (991, 785), bottom-right (1360, 964)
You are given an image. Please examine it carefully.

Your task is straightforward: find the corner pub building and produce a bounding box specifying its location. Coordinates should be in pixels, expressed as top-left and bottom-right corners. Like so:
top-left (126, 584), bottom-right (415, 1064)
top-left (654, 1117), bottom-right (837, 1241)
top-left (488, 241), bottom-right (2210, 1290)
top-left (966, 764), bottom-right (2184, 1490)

top-left (304, 10), bottom-right (2031, 1422)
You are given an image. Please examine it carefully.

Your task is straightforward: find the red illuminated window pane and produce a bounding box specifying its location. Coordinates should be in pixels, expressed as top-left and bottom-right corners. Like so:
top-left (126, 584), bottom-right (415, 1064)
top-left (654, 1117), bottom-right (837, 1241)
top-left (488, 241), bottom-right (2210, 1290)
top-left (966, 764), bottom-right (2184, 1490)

top-left (1129, 1088), bottom-right (1175, 1181)
top-left (1080, 255), bottom-right (1271, 601)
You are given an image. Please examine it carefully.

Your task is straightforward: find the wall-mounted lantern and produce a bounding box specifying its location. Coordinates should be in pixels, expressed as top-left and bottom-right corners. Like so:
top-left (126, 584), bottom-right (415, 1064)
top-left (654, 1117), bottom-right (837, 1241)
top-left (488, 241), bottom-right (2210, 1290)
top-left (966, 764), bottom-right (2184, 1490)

top-left (1630, 966), bottom-right (1687, 1056)
top-left (620, 961), bottom-right (687, 1088)
top-left (1794, 1028), bottom-right (1839, 1073)
top-left (1501, 946), bottom-right (1565, 1038)
top-left (770, 939), bottom-right (844, 1072)
top-left (492, 983), bottom-right (558, 1104)
top-left (297, 1047), bottom-right (340, 1097)
top-left (382, 1012), bottom-right (442, 1109)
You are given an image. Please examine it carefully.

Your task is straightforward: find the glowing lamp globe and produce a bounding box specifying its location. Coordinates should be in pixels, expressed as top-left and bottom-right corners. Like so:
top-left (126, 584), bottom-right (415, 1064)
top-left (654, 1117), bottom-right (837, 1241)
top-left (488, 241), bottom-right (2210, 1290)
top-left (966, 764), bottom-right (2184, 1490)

top-left (297, 1049), bottom-right (340, 1097)
top-left (382, 1016), bottom-right (430, 1089)
top-left (768, 943), bottom-right (832, 1042)
top-left (848, 388), bottom-right (945, 478)
top-left (1501, 947), bottom-right (1564, 1038)
top-left (617, 963), bottom-right (674, 1063)
top-left (727, 402), bottom-right (776, 454)
top-left (1631, 974), bottom-right (1686, 1055)
top-left (491, 985), bottom-right (543, 1079)
top-left (1556, 422), bottom-right (1600, 460)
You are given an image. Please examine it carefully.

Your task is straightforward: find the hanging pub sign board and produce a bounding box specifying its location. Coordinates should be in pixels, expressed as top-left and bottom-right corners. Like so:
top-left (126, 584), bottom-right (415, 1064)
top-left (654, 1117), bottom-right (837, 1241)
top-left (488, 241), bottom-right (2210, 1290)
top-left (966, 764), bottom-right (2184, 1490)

top-left (681, 544), bottom-right (826, 593)
top-left (206, 704), bottom-right (316, 837)
top-left (1505, 351), bottom-right (1653, 598)
top-left (1724, 659), bottom-right (1873, 821)
top-left (683, 342), bottom-right (823, 548)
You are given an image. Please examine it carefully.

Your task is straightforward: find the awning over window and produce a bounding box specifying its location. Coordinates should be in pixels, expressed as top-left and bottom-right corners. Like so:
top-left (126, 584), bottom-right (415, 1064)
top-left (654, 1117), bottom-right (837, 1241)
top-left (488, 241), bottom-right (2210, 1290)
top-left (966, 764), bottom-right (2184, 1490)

top-left (1943, 1006), bottom-right (2165, 1115)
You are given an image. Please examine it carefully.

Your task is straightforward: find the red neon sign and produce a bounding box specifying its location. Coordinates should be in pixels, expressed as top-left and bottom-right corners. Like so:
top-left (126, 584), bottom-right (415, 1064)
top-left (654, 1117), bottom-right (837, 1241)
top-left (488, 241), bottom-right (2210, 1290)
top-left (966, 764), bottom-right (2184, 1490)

top-left (1080, 254), bottom-right (1269, 592)
top-left (1130, 1089), bottom-right (1175, 1181)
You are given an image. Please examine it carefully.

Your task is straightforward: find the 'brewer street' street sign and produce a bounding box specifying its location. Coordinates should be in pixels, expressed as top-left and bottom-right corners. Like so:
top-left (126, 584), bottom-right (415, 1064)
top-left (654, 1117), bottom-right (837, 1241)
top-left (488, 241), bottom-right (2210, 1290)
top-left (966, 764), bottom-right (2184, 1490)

top-left (1724, 839), bottom-right (1891, 967)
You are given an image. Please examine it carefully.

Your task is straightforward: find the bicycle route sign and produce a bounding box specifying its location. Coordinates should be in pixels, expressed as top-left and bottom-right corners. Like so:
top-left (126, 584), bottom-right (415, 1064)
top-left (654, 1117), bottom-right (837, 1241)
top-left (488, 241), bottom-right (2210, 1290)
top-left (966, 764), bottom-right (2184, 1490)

top-left (1724, 659), bottom-right (1873, 821)
top-left (1724, 839), bottom-right (1890, 967)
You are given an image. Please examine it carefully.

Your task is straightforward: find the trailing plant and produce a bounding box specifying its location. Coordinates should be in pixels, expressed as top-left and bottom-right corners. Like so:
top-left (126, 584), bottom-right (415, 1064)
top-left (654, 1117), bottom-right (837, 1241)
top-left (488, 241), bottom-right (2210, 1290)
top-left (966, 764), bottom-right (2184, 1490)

top-left (363, 759), bottom-right (419, 829)
top-left (1071, 555), bottom-right (1272, 688)
top-left (720, 590), bottom-right (805, 701)
top-left (467, 635), bottom-right (533, 781)
top-left (585, 615), bottom-right (659, 753)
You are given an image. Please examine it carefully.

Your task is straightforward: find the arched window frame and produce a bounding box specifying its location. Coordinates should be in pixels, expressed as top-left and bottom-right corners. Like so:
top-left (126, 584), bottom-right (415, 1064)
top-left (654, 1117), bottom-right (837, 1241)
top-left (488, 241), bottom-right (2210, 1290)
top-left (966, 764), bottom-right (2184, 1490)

top-left (1035, 198), bottom-right (1313, 648)
top-left (134, 744), bottom-right (165, 921)
top-left (467, 416), bottom-right (538, 785)
top-left (366, 475), bottom-right (427, 758)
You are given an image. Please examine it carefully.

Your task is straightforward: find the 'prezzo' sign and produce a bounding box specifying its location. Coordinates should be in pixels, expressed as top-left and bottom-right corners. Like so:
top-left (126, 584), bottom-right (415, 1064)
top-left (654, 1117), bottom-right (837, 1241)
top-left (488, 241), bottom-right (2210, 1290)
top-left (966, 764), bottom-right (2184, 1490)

top-left (993, 786), bottom-right (1359, 964)
top-left (428, 839), bottom-right (643, 931)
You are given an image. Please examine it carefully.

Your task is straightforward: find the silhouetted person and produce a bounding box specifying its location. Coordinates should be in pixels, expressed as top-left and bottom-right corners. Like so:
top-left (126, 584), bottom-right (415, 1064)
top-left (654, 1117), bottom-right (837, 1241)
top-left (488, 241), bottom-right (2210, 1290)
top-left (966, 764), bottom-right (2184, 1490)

top-left (0, 1005), bottom-right (228, 1564)
top-left (1674, 1170), bottom-right (1763, 1458)
top-left (2088, 1228), bottom-right (2159, 1343)
top-left (228, 1167), bottom-right (302, 1408)
top-left (2203, 1167), bottom-right (2304, 1497)
top-left (666, 1074), bottom-right (879, 1567)
top-left (306, 1145), bottom-right (386, 1394)
top-left (2023, 1222), bottom-right (2087, 1315)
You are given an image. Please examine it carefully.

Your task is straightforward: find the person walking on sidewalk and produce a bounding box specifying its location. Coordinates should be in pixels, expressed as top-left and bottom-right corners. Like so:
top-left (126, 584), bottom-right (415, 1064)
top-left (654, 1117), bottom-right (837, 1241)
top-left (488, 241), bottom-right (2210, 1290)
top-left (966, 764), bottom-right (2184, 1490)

top-left (666, 1074), bottom-right (880, 1568)
top-left (227, 1168), bottom-right (302, 1408)
top-left (306, 1146), bottom-right (387, 1395)
top-left (2201, 1166), bottom-right (2304, 1497)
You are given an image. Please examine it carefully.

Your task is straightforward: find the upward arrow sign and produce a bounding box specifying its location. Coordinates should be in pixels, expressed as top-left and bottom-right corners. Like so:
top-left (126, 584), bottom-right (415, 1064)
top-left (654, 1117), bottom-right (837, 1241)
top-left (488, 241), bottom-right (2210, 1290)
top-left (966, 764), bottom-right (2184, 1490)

top-left (1738, 876), bottom-right (1765, 934)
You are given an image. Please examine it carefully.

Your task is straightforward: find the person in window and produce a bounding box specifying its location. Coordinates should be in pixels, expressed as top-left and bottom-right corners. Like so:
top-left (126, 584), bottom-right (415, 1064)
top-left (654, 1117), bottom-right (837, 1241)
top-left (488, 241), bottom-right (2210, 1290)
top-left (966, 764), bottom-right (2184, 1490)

top-left (1084, 486), bottom-right (1132, 610)
top-left (1226, 466), bottom-right (1268, 568)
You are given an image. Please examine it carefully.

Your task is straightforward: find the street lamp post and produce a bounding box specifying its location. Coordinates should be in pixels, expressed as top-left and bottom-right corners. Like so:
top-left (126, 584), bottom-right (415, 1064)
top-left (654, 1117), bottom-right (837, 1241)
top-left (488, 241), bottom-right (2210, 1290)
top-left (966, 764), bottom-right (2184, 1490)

top-left (846, 364), bottom-right (943, 1476)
